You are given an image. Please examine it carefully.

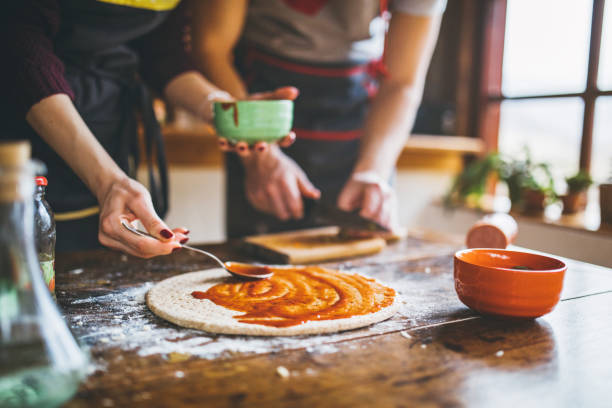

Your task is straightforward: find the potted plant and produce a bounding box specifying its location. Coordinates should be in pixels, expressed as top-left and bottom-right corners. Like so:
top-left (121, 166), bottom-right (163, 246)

top-left (601, 166), bottom-right (612, 226)
top-left (445, 149), bottom-right (556, 215)
top-left (517, 167), bottom-right (556, 214)
top-left (444, 152), bottom-right (501, 208)
top-left (499, 156), bottom-right (556, 213)
top-left (560, 170), bottom-right (593, 214)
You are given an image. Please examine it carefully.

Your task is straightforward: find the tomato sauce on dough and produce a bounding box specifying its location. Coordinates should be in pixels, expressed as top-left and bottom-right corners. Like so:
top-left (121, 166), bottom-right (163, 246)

top-left (191, 266), bottom-right (395, 328)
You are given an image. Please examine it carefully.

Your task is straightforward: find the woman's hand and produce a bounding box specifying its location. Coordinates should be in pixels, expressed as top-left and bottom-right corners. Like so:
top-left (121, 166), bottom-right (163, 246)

top-left (242, 145), bottom-right (320, 220)
top-left (217, 86), bottom-right (300, 155)
top-left (337, 172), bottom-right (398, 230)
top-left (97, 177), bottom-right (189, 258)
top-left (26, 95), bottom-right (189, 259)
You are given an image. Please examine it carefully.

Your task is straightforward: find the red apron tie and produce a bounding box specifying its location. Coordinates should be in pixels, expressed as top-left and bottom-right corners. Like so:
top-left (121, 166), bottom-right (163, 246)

top-left (363, 0), bottom-right (390, 98)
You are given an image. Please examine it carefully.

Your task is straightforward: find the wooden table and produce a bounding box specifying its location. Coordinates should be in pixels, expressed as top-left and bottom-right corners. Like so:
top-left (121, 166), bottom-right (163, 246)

top-left (56, 231), bottom-right (612, 408)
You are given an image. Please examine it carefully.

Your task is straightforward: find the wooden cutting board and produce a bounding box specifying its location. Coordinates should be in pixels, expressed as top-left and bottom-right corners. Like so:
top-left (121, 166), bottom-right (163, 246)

top-left (242, 226), bottom-right (387, 264)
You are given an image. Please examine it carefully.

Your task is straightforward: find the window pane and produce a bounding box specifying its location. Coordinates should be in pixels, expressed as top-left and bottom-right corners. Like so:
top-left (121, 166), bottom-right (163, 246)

top-left (598, 0), bottom-right (612, 90)
top-left (498, 98), bottom-right (584, 181)
top-left (593, 97), bottom-right (612, 183)
top-left (502, 0), bottom-right (592, 97)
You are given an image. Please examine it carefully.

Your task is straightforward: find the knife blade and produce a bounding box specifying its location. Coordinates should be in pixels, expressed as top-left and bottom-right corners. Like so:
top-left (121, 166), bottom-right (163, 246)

top-left (303, 198), bottom-right (390, 233)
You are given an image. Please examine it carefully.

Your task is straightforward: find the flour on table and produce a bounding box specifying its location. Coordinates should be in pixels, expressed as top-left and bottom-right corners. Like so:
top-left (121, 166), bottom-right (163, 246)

top-left (66, 254), bottom-right (467, 362)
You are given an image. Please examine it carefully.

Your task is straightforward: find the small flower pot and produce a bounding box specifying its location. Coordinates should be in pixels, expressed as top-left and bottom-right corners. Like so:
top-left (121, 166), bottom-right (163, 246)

top-left (520, 189), bottom-right (547, 214)
top-left (600, 183), bottom-right (612, 226)
top-left (560, 190), bottom-right (588, 214)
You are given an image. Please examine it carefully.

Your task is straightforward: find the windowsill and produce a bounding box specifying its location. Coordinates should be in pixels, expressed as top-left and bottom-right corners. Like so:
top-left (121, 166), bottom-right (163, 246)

top-left (158, 121), bottom-right (484, 171)
top-left (442, 193), bottom-right (612, 238)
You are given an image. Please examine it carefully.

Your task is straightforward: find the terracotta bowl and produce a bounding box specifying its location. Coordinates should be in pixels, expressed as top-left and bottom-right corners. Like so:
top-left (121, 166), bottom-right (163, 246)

top-left (454, 248), bottom-right (566, 318)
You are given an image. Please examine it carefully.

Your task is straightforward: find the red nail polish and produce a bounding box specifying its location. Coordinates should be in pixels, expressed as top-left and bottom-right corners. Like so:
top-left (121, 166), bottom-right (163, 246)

top-left (172, 247), bottom-right (182, 253)
top-left (184, 229), bottom-right (190, 235)
top-left (160, 229), bottom-right (174, 239)
top-left (180, 238), bottom-right (189, 244)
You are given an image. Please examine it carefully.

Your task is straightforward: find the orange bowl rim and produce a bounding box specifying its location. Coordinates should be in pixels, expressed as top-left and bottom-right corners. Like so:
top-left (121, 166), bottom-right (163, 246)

top-left (454, 248), bottom-right (567, 274)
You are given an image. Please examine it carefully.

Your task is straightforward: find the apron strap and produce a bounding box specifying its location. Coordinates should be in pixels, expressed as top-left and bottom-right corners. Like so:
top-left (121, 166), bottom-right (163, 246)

top-left (61, 55), bottom-right (170, 219)
top-left (135, 83), bottom-right (169, 218)
top-left (364, 0), bottom-right (391, 96)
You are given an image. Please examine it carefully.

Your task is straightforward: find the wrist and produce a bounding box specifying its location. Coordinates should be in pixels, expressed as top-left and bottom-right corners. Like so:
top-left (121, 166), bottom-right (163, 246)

top-left (352, 159), bottom-right (393, 182)
top-left (350, 170), bottom-right (392, 193)
top-left (93, 169), bottom-right (129, 204)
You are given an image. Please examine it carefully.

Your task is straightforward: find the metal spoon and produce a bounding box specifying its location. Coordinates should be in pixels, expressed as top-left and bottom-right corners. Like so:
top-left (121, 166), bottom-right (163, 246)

top-left (121, 221), bottom-right (273, 280)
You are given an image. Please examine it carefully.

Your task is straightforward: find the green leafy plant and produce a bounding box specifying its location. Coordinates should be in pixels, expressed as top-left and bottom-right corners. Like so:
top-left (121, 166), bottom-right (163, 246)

top-left (445, 149), bottom-right (556, 208)
top-left (565, 170), bottom-right (593, 193)
top-left (444, 152), bottom-right (501, 206)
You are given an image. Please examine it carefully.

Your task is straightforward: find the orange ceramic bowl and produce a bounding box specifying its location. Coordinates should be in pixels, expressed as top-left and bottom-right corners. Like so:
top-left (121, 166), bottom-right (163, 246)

top-left (454, 248), bottom-right (566, 318)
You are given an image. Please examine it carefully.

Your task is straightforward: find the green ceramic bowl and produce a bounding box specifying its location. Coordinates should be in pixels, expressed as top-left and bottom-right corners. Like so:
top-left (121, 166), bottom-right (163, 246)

top-left (213, 100), bottom-right (294, 144)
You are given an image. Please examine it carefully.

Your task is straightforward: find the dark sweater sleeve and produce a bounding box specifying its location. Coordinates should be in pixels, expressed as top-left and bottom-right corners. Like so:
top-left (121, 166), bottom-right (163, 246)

top-left (131, 0), bottom-right (197, 94)
top-left (1, 0), bottom-right (74, 118)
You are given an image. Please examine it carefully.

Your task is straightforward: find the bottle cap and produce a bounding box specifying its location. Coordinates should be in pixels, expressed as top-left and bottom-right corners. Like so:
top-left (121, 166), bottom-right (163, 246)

top-left (35, 176), bottom-right (48, 186)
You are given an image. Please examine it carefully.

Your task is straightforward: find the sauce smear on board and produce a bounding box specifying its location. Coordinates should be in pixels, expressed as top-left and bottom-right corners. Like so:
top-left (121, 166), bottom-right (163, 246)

top-left (191, 266), bottom-right (395, 328)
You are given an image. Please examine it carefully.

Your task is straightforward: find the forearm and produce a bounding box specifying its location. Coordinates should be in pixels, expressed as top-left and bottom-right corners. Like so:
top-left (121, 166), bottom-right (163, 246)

top-left (353, 12), bottom-right (442, 180)
top-left (197, 49), bottom-right (247, 99)
top-left (354, 81), bottom-right (423, 180)
top-left (164, 71), bottom-right (231, 122)
top-left (26, 93), bottom-right (127, 201)
top-left (190, 0), bottom-right (248, 99)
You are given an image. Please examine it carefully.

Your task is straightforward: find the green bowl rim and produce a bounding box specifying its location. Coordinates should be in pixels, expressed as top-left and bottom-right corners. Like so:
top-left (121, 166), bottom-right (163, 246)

top-left (213, 100), bottom-right (293, 106)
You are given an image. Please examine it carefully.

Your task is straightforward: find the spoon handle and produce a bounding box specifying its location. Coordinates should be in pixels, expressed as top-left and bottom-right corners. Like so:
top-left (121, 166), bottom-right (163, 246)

top-left (181, 244), bottom-right (227, 269)
top-left (121, 221), bottom-right (226, 269)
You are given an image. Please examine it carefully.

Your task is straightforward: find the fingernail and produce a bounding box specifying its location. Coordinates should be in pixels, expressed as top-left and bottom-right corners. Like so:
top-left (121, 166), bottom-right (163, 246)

top-left (180, 238), bottom-right (189, 244)
top-left (184, 229), bottom-right (190, 235)
top-left (256, 144), bottom-right (266, 152)
top-left (160, 229), bottom-right (174, 239)
top-left (172, 247), bottom-right (182, 253)
top-left (218, 139), bottom-right (228, 147)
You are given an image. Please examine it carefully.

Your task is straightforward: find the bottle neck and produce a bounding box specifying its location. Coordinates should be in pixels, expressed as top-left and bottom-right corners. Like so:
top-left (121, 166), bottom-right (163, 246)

top-left (34, 185), bottom-right (45, 200)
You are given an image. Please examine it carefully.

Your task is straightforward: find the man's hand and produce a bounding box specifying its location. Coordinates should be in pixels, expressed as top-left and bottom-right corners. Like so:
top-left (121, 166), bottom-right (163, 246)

top-left (337, 172), bottom-right (398, 230)
top-left (335, 12), bottom-right (441, 233)
top-left (242, 145), bottom-right (320, 220)
top-left (97, 177), bottom-right (188, 258)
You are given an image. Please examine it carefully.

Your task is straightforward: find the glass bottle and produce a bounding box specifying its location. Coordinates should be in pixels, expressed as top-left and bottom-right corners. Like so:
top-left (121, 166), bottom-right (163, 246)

top-left (0, 141), bottom-right (88, 408)
top-left (33, 176), bottom-right (56, 297)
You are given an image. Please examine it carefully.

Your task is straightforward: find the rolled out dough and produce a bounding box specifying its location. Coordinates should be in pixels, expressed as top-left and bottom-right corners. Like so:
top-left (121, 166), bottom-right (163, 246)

top-left (146, 268), bottom-right (399, 336)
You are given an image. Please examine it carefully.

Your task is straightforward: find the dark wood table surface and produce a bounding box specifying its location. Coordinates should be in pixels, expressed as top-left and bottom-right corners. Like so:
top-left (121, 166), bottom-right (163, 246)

top-left (56, 231), bottom-right (612, 408)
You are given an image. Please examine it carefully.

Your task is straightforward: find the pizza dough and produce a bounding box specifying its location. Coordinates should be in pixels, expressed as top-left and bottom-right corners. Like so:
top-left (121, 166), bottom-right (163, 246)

top-left (146, 267), bottom-right (399, 336)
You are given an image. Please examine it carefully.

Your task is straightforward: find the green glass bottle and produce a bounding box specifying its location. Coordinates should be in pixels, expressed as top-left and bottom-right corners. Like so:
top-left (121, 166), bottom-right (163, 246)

top-left (0, 141), bottom-right (88, 408)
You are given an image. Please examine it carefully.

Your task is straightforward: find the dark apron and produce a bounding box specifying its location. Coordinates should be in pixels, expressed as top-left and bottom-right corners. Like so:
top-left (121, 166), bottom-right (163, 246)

top-left (226, 46), bottom-right (376, 238)
top-left (26, 18), bottom-right (170, 252)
